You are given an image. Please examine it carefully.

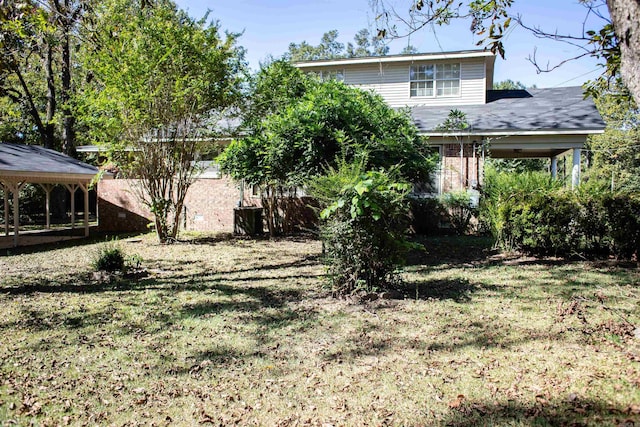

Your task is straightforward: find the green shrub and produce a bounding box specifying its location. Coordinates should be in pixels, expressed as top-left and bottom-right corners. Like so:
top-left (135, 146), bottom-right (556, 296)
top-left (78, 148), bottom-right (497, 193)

top-left (481, 167), bottom-right (640, 259)
top-left (603, 193), bottom-right (640, 259)
top-left (93, 241), bottom-right (126, 272)
top-left (440, 190), bottom-right (479, 235)
top-left (310, 164), bottom-right (414, 295)
top-left (408, 197), bottom-right (446, 235)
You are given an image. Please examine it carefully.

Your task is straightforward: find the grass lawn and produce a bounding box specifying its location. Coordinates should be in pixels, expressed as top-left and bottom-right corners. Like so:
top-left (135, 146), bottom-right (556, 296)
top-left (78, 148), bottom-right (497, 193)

top-left (1, 233), bottom-right (639, 426)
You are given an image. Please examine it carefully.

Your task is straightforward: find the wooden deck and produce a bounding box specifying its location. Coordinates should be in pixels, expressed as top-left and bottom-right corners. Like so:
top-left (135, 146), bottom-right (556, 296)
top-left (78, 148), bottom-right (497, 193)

top-left (0, 225), bottom-right (98, 250)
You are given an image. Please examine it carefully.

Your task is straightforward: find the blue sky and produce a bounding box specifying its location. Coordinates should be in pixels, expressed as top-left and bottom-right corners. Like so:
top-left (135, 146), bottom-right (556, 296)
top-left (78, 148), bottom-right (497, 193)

top-left (174, 0), bottom-right (609, 88)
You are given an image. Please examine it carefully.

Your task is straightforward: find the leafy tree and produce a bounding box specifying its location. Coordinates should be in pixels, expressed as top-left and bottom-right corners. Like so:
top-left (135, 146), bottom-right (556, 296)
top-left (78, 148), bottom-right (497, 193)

top-left (219, 62), bottom-right (435, 237)
top-left (286, 28), bottom-right (389, 62)
top-left (287, 30), bottom-right (345, 61)
top-left (81, 0), bottom-right (245, 243)
top-left (435, 109), bottom-right (470, 188)
top-left (346, 28), bottom-right (389, 57)
top-left (1, 1), bottom-right (56, 147)
top-left (400, 45), bottom-right (419, 55)
top-left (586, 81), bottom-right (640, 191)
top-left (493, 79), bottom-right (536, 90)
top-left (0, 0), bottom-right (90, 154)
top-left (371, 0), bottom-right (640, 104)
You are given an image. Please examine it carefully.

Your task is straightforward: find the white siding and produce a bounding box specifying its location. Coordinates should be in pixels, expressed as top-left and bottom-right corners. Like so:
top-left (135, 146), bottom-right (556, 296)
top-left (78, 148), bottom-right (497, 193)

top-left (302, 58), bottom-right (487, 107)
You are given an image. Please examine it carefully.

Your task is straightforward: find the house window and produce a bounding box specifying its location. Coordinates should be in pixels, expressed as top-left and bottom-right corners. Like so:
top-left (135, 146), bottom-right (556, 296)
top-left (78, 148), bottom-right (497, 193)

top-left (310, 69), bottom-right (345, 82)
top-left (410, 63), bottom-right (460, 97)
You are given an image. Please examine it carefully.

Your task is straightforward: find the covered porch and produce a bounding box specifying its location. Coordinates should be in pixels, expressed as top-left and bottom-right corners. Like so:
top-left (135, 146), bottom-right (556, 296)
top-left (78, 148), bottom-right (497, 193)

top-left (0, 143), bottom-right (103, 249)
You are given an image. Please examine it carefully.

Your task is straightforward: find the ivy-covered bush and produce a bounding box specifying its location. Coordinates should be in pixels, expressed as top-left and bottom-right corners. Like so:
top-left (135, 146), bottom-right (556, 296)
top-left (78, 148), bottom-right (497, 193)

top-left (481, 167), bottom-right (640, 259)
top-left (309, 163), bottom-right (414, 295)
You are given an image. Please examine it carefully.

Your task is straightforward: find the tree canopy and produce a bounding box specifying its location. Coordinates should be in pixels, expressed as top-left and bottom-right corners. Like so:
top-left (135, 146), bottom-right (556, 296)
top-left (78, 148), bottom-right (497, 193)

top-left (79, 0), bottom-right (246, 242)
top-left (219, 60), bottom-right (435, 236)
top-left (220, 61), bottom-right (434, 188)
top-left (286, 28), bottom-right (389, 62)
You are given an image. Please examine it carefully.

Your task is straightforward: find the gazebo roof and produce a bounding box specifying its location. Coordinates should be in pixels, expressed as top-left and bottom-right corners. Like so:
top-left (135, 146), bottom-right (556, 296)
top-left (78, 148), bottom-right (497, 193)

top-left (0, 143), bottom-right (100, 184)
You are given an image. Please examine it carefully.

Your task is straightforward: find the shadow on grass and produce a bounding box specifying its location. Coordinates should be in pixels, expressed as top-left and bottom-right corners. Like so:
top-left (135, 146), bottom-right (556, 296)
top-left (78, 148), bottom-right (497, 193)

top-left (407, 235), bottom-right (497, 267)
top-left (440, 396), bottom-right (637, 427)
top-left (0, 232), bottom-right (146, 257)
top-left (399, 278), bottom-right (487, 302)
top-left (1, 251), bottom-right (323, 295)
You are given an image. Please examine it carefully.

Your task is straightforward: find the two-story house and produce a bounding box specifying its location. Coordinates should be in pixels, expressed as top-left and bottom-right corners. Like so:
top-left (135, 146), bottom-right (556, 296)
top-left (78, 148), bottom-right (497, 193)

top-left (295, 49), bottom-right (605, 194)
top-left (96, 49), bottom-right (606, 234)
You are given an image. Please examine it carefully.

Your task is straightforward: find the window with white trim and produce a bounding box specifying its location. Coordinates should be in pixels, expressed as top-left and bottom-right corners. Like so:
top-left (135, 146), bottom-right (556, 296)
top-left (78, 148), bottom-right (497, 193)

top-left (309, 69), bottom-right (345, 82)
top-left (410, 63), bottom-right (460, 97)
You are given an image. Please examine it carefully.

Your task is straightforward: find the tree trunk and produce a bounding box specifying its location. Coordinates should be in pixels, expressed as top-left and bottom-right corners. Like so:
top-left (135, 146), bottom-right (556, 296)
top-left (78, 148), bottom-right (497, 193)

top-left (607, 0), bottom-right (640, 105)
top-left (13, 63), bottom-right (53, 148)
top-left (44, 43), bottom-right (56, 150)
top-left (60, 1), bottom-right (76, 157)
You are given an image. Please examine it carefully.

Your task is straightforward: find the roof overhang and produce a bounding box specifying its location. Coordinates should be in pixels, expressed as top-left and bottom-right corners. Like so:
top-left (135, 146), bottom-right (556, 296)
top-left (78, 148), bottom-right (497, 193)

top-left (294, 50), bottom-right (495, 68)
top-left (426, 132), bottom-right (598, 159)
top-left (0, 170), bottom-right (99, 184)
top-left (420, 128), bottom-right (606, 138)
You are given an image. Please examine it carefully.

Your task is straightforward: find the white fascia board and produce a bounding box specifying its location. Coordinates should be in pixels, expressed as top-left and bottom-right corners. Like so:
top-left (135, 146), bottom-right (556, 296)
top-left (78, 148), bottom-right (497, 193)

top-left (0, 171), bottom-right (99, 183)
top-left (294, 51), bottom-right (495, 68)
top-left (420, 129), bottom-right (605, 137)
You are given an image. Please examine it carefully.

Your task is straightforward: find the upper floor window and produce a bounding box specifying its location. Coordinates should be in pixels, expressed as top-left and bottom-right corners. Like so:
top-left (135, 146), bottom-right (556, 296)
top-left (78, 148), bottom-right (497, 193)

top-left (410, 63), bottom-right (460, 97)
top-left (309, 69), bottom-right (345, 82)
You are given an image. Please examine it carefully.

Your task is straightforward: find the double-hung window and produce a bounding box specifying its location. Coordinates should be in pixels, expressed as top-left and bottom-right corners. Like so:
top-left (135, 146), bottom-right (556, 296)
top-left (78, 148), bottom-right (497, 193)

top-left (410, 63), bottom-right (460, 97)
top-left (310, 69), bottom-right (345, 82)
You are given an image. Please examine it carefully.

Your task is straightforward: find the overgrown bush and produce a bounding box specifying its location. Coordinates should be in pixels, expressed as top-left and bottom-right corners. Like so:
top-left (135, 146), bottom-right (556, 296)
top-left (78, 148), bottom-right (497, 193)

top-left (92, 241), bottom-right (126, 272)
top-left (481, 167), bottom-right (640, 259)
top-left (440, 190), bottom-right (479, 235)
top-left (408, 197), bottom-right (446, 235)
top-left (309, 163), bottom-right (414, 295)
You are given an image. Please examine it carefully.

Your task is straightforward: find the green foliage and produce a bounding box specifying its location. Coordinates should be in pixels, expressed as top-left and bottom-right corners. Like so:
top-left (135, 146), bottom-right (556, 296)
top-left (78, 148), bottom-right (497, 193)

top-left (219, 62), bottom-right (435, 236)
top-left (440, 190), bottom-right (478, 235)
top-left (586, 81), bottom-right (640, 192)
top-left (408, 197), bottom-right (446, 235)
top-left (435, 109), bottom-right (469, 132)
top-left (481, 167), bottom-right (640, 259)
top-left (487, 158), bottom-right (548, 174)
top-left (492, 79), bottom-right (537, 90)
top-left (81, 0), bottom-right (245, 243)
top-left (286, 28), bottom-right (388, 62)
top-left (92, 241), bottom-right (126, 272)
top-left (309, 164), bottom-right (414, 294)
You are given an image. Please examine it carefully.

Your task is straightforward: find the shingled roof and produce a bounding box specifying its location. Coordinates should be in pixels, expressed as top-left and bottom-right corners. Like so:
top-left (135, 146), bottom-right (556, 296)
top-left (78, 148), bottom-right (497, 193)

top-left (411, 86), bottom-right (605, 135)
top-left (0, 143), bottom-right (99, 183)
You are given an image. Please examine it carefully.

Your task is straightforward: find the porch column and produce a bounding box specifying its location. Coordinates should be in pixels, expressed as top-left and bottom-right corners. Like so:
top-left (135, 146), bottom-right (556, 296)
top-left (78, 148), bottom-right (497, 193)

top-left (571, 148), bottom-right (581, 189)
top-left (550, 156), bottom-right (558, 179)
top-left (81, 182), bottom-right (89, 237)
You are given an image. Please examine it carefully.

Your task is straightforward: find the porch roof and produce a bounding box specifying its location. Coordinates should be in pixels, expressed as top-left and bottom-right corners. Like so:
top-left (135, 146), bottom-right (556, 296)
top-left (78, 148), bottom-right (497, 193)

top-left (412, 86), bottom-right (606, 136)
top-left (0, 142), bottom-right (99, 184)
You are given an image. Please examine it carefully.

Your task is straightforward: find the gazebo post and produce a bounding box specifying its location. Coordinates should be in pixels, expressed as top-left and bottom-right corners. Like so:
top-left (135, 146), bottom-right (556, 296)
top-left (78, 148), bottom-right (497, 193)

top-left (81, 182), bottom-right (89, 237)
top-left (40, 184), bottom-right (54, 229)
top-left (10, 182), bottom-right (25, 248)
top-left (65, 184), bottom-right (77, 230)
top-left (2, 183), bottom-right (8, 237)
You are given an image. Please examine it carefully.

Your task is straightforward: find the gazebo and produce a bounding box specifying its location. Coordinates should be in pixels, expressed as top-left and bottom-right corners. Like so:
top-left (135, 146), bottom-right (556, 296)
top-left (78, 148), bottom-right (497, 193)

top-left (0, 143), bottom-right (103, 248)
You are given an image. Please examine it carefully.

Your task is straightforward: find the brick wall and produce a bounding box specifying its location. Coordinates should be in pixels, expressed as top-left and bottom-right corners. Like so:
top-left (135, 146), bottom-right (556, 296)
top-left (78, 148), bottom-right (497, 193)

top-left (441, 144), bottom-right (484, 192)
top-left (98, 177), bottom-right (256, 233)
